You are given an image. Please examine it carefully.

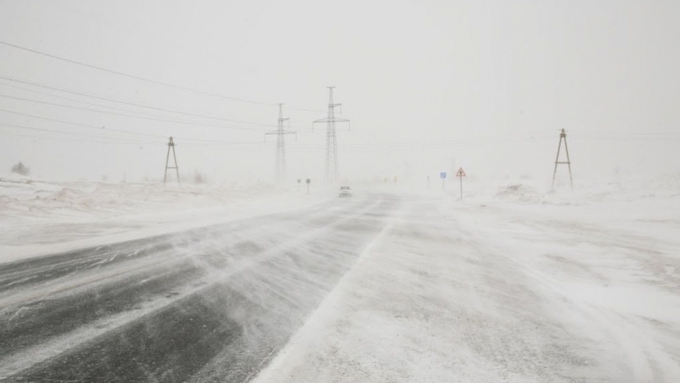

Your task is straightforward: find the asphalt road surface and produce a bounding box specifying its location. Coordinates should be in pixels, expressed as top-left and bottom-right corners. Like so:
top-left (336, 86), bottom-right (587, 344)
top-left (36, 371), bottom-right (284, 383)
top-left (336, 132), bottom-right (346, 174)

top-left (0, 194), bottom-right (401, 382)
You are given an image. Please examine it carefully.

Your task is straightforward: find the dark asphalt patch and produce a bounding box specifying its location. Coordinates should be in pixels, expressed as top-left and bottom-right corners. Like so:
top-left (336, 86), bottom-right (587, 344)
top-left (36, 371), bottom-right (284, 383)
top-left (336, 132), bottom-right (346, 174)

top-left (10, 286), bottom-right (244, 383)
top-left (0, 259), bottom-right (206, 360)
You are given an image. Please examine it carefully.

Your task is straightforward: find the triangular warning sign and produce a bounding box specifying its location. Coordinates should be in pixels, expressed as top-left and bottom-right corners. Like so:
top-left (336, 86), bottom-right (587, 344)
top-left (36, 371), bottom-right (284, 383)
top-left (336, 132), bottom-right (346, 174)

top-left (456, 168), bottom-right (466, 177)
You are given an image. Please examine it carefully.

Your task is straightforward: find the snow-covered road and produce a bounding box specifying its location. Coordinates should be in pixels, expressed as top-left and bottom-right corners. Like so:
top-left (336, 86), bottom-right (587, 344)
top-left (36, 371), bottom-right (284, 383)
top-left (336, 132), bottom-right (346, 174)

top-left (254, 190), bottom-right (680, 383)
top-left (0, 193), bottom-right (401, 382)
top-left (1, 186), bottom-right (679, 382)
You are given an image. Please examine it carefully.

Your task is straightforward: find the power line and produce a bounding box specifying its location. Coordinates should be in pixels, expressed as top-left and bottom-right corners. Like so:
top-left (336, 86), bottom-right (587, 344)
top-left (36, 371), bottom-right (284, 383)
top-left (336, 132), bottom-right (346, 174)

top-left (0, 108), bottom-right (166, 138)
top-left (575, 133), bottom-right (680, 140)
top-left (0, 75), bottom-right (278, 127)
top-left (0, 80), bottom-right (256, 125)
top-left (0, 40), bottom-right (271, 107)
top-left (0, 93), bottom-right (271, 132)
top-left (0, 122), bottom-right (154, 143)
top-left (0, 129), bottom-right (158, 146)
top-left (175, 141), bottom-right (263, 147)
top-left (0, 108), bottom-right (270, 145)
top-left (287, 137), bottom-right (555, 153)
top-left (0, 120), bottom-right (262, 148)
top-left (0, 40), bottom-right (324, 113)
top-left (0, 122), bottom-right (262, 150)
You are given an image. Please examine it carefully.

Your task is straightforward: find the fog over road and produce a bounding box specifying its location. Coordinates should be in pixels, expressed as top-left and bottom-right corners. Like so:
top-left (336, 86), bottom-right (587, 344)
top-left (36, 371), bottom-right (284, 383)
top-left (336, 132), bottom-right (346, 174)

top-left (0, 193), bottom-right (401, 382)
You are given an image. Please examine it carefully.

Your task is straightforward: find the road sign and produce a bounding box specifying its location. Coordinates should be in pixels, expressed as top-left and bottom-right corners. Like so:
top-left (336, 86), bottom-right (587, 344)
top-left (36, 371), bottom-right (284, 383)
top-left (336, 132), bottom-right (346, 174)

top-left (456, 168), bottom-right (466, 199)
top-left (440, 172), bottom-right (446, 179)
top-left (305, 178), bottom-right (311, 194)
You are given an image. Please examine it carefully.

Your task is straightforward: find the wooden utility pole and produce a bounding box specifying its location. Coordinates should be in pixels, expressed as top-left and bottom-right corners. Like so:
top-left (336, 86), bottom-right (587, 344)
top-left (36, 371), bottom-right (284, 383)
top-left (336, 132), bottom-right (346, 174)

top-left (552, 129), bottom-right (573, 190)
top-left (163, 137), bottom-right (180, 185)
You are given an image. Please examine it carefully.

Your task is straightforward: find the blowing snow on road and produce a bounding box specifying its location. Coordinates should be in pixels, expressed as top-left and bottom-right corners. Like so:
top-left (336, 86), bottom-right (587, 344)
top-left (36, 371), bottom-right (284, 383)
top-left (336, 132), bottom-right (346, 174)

top-left (1, 180), bottom-right (679, 382)
top-left (2, 1), bottom-right (680, 381)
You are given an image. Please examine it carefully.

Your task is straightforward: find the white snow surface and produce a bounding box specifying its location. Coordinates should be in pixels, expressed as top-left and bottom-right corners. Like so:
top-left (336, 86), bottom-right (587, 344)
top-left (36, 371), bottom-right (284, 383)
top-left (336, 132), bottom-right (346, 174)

top-left (254, 176), bottom-right (680, 383)
top-left (2, 174), bottom-right (680, 381)
top-left (0, 175), bottom-right (329, 263)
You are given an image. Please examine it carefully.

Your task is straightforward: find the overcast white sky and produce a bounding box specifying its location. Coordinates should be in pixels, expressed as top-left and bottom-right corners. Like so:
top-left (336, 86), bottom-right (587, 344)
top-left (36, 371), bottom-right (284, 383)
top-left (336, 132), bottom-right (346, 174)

top-left (0, 0), bottom-right (679, 185)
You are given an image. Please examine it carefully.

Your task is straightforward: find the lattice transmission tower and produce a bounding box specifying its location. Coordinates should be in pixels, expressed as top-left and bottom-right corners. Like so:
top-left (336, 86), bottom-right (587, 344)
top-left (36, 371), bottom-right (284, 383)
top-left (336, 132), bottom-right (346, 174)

top-left (313, 87), bottom-right (350, 183)
top-left (265, 104), bottom-right (296, 183)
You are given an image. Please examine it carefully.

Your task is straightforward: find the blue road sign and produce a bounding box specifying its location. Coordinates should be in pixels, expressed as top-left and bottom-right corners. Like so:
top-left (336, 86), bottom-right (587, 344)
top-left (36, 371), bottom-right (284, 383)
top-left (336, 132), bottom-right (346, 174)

top-left (440, 172), bottom-right (446, 179)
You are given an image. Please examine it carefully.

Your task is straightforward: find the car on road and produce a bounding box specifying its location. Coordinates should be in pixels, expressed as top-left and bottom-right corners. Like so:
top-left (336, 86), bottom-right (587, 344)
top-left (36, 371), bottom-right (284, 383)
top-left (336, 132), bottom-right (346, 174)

top-left (339, 186), bottom-right (352, 197)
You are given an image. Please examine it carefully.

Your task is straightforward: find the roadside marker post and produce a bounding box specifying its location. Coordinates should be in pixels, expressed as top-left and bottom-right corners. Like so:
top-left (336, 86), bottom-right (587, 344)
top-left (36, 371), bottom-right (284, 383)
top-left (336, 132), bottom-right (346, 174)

top-left (306, 178), bottom-right (311, 194)
top-left (297, 179), bottom-right (301, 191)
top-left (456, 167), bottom-right (466, 199)
top-left (440, 172), bottom-right (446, 190)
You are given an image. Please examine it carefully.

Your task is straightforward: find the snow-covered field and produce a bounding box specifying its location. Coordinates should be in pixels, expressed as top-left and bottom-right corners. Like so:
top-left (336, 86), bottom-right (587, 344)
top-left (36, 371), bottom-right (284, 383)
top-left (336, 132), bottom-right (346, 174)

top-left (0, 175), bottom-right (328, 263)
top-left (254, 176), bottom-right (680, 382)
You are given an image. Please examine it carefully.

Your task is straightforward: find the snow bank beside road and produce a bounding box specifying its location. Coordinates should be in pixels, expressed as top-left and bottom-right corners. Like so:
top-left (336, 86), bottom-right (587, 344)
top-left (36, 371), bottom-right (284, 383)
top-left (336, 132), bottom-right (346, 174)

top-left (0, 175), bottom-right (329, 263)
top-left (0, 176), bottom-right (275, 218)
top-left (490, 174), bottom-right (680, 205)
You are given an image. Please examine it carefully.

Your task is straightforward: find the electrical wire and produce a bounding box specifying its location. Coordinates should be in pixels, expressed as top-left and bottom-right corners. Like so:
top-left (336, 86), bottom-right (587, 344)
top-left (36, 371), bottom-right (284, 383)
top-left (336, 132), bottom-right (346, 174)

top-left (0, 129), bottom-right (160, 146)
top-left (0, 81), bottom-right (276, 127)
top-left (0, 40), bottom-right (325, 113)
top-left (0, 109), bottom-right (271, 145)
top-left (0, 93), bottom-right (272, 132)
top-left (0, 75), bottom-right (280, 127)
top-left (1, 80), bottom-right (302, 132)
top-left (0, 108), bottom-right (166, 138)
top-left (0, 122), bottom-right (155, 143)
